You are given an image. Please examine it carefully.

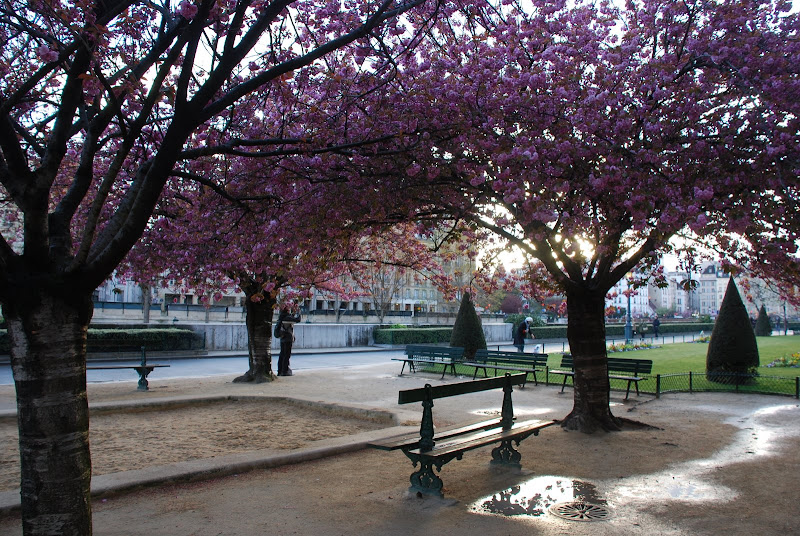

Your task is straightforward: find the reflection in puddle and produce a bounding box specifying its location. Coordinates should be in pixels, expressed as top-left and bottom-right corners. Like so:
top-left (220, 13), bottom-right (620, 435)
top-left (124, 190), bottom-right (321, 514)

top-left (613, 404), bottom-right (800, 504)
top-left (470, 476), bottom-right (605, 518)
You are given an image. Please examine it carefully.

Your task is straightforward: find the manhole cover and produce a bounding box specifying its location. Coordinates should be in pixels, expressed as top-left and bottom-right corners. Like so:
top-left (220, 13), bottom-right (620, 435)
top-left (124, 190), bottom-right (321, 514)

top-left (548, 501), bottom-right (612, 521)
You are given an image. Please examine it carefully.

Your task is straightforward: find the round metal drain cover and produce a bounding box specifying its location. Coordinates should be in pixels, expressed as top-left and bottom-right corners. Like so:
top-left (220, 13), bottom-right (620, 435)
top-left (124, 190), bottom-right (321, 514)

top-left (548, 502), bottom-right (612, 521)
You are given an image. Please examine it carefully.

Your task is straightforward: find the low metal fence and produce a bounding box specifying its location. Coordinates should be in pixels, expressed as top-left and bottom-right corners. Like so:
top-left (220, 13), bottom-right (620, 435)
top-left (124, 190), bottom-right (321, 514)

top-left (416, 362), bottom-right (800, 400)
top-left (651, 372), bottom-right (800, 399)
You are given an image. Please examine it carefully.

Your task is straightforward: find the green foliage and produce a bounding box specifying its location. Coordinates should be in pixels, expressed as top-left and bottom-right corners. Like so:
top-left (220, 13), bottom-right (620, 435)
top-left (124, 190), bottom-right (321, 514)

top-left (706, 278), bottom-right (760, 384)
top-left (450, 292), bottom-right (487, 359)
top-left (373, 327), bottom-right (452, 345)
top-left (506, 313), bottom-right (544, 331)
top-left (0, 328), bottom-right (204, 354)
top-left (754, 305), bottom-right (772, 336)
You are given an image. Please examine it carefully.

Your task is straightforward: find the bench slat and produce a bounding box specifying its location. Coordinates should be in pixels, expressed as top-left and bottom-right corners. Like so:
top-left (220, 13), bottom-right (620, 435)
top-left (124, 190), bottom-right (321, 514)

top-left (87, 365), bottom-right (170, 369)
top-left (407, 419), bottom-right (556, 458)
top-left (398, 373), bottom-right (527, 404)
top-left (368, 418), bottom-right (504, 451)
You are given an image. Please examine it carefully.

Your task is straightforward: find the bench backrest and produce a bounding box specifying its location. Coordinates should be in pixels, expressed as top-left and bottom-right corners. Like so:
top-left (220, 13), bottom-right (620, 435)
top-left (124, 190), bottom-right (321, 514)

top-left (405, 345), bottom-right (464, 361)
top-left (398, 373), bottom-right (527, 404)
top-left (606, 357), bottom-right (653, 375)
top-left (474, 349), bottom-right (548, 366)
top-left (558, 354), bottom-right (652, 375)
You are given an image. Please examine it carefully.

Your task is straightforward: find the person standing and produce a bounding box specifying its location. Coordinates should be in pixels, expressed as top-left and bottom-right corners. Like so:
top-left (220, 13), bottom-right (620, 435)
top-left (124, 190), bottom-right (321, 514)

top-left (277, 322), bottom-right (295, 376)
top-left (652, 316), bottom-right (661, 338)
top-left (513, 316), bottom-right (533, 353)
top-left (275, 307), bottom-right (300, 376)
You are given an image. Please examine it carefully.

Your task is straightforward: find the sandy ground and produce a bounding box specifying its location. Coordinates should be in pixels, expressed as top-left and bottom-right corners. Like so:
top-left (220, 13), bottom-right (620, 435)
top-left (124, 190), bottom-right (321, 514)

top-left (0, 360), bottom-right (799, 535)
top-left (0, 399), bottom-right (386, 490)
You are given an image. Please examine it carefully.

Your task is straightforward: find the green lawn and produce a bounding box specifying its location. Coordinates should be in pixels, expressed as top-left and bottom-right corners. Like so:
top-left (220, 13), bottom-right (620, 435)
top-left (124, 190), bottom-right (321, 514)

top-left (422, 335), bottom-right (800, 397)
top-left (601, 335), bottom-right (800, 376)
top-left (594, 335), bottom-right (800, 396)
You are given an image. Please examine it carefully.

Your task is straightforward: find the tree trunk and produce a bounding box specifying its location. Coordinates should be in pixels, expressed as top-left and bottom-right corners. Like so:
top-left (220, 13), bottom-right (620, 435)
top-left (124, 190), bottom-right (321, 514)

top-left (141, 284), bottom-right (151, 324)
top-left (233, 293), bottom-right (276, 383)
top-left (560, 287), bottom-right (621, 433)
top-left (4, 290), bottom-right (94, 535)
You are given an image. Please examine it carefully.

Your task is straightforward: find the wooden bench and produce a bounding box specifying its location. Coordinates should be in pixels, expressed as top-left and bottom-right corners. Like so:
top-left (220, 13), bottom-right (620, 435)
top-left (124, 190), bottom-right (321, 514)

top-left (87, 357), bottom-right (170, 391)
top-left (368, 373), bottom-right (556, 497)
top-left (391, 345), bottom-right (464, 379)
top-left (462, 349), bottom-right (549, 386)
top-left (549, 354), bottom-right (653, 399)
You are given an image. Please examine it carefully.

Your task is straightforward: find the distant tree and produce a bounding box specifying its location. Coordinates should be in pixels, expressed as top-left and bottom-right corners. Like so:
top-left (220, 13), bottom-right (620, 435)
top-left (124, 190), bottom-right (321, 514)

top-left (754, 305), bottom-right (772, 337)
top-left (450, 292), bottom-right (487, 359)
top-left (706, 278), bottom-right (759, 384)
top-left (500, 294), bottom-right (523, 314)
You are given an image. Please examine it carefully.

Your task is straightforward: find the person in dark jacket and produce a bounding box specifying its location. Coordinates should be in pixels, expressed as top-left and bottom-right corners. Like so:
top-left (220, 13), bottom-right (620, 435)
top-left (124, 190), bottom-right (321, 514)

top-left (652, 316), bottom-right (661, 338)
top-left (275, 308), bottom-right (300, 376)
top-left (513, 317), bottom-right (533, 353)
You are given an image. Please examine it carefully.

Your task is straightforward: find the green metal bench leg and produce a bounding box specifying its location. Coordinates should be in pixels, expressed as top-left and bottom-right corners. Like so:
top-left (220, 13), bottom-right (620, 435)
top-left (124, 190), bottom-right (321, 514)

top-left (134, 366), bottom-right (155, 391)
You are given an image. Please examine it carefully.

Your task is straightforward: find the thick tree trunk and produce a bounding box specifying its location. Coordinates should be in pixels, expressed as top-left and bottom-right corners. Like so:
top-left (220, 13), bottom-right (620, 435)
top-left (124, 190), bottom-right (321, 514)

top-left (4, 290), bottom-right (94, 535)
top-left (233, 293), bottom-right (276, 383)
top-left (560, 287), bottom-right (621, 433)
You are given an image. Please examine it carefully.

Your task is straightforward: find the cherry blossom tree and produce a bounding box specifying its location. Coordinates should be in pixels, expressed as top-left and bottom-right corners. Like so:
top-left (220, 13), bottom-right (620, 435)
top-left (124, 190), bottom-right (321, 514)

top-left (0, 0), bottom-right (446, 532)
top-left (392, 0), bottom-right (800, 431)
top-left (126, 167), bottom-right (361, 383)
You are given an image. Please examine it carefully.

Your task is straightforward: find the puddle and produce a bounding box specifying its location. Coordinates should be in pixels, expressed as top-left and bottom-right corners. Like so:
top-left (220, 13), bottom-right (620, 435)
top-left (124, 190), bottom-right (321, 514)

top-left (612, 403), bottom-right (800, 504)
top-left (469, 476), bottom-right (605, 518)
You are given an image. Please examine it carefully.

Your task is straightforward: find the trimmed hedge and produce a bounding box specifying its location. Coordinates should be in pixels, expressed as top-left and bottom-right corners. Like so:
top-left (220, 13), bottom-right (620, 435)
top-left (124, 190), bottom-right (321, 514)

top-left (373, 327), bottom-right (452, 345)
top-left (527, 322), bottom-right (717, 340)
top-left (0, 328), bottom-right (204, 354)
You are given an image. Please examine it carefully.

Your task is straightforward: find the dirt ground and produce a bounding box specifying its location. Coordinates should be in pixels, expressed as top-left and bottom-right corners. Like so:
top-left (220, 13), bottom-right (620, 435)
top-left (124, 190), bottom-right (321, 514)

top-left (0, 361), bottom-right (798, 535)
top-left (0, 398), bottom-right (386, 491)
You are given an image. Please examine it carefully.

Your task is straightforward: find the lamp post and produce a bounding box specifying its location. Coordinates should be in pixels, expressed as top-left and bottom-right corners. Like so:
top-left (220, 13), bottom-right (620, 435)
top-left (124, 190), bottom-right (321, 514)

top-left (624, 292), bottom-right (632, 344)
top-left (624, 274), bottom-right (633, 344)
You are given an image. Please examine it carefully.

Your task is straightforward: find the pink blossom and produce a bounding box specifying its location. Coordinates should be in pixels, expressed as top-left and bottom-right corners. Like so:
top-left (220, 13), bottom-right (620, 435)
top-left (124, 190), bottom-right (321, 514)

top-left (36, 44), bottom-right (59, 63)
top-left (178, 1), bottom-right (199, 19)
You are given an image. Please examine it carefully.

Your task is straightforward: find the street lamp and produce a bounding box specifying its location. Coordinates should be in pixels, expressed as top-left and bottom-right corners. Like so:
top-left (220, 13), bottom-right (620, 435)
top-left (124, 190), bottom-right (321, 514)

top-left (624, 292), bottom-right (632, 344)
top-left (624, 274), bottom-right (633, 344)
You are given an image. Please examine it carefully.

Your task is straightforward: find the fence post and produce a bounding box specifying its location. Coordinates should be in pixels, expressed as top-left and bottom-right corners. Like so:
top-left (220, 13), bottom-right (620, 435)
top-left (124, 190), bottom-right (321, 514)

top-left (656, 374), bottom-right (661, 398)
top-left (689, 371), bottom-right (693, 394)
top-left (796, 377), bottom-right (799, 400)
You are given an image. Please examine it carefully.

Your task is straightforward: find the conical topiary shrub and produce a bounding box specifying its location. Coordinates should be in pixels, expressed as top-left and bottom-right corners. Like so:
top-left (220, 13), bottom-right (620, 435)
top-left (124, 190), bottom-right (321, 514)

top-left (450, 291), bottom-right (487, 360)
top-left (706, 277), bottom-right (759, 384)
top-left (754, 305), bottom-right (772, 336)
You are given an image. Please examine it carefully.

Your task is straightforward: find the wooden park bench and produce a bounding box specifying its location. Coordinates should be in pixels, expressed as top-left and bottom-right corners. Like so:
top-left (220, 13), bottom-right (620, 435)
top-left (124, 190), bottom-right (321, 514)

top-left (549, 354), bottom-right (653, 399)
top-left (391, 345), bottom-right (464, 379)
top-left (462, 349), bottom-right (549, 386)
top-left (87, 351), bottom-right (170, 391)
top-left (368, 373), bottom-right (556, 497)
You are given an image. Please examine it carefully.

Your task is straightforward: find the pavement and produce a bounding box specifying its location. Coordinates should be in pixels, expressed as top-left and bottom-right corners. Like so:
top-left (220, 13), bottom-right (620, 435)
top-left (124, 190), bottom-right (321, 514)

top-left (0, 346), bottom-right (571, 515)
top-left (1, 343), bottom-right (798, 535)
